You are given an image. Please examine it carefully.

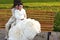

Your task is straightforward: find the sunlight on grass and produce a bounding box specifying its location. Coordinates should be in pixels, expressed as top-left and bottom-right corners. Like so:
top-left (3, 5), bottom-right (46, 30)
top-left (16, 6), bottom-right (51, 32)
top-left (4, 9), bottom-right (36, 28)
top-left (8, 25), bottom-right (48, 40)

top-left (0, 2), bottom-right (60, 12)
top-left (0, 2), bottom-right (60, 8)
top-left (24, 2), bottom-right (60, 6)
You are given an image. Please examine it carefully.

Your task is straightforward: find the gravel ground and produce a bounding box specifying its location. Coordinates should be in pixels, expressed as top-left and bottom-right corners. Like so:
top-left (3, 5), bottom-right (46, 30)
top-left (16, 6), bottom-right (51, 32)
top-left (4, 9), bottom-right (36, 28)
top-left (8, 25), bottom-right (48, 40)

top-left (0, 29), bottom-right (60, 40)
top-left (0, 29), bottom-right (6, 40)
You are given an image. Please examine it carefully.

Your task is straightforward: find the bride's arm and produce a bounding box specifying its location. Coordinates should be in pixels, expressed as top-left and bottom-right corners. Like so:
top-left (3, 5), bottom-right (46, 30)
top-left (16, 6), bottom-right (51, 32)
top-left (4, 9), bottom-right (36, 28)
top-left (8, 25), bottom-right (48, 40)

top-left (24, 10), bottom-right (27, 19)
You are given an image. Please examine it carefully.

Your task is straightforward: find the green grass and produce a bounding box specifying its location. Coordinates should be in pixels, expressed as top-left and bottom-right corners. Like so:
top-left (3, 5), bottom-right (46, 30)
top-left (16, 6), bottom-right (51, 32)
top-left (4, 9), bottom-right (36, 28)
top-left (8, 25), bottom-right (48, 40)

top-left (22, 0), bottom-right (60, 2)
top-left (0, 0), bottom-right (13, 4)
top-left (0, 2), bottom-right (60, 12)
top-left (0, 0), bottom-right (60, 4)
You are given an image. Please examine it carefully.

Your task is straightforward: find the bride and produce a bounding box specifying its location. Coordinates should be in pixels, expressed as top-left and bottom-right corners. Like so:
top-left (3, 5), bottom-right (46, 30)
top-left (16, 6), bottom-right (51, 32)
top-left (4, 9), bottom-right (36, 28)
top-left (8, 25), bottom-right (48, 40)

top-left (8, 2), bottom-right (41, 40)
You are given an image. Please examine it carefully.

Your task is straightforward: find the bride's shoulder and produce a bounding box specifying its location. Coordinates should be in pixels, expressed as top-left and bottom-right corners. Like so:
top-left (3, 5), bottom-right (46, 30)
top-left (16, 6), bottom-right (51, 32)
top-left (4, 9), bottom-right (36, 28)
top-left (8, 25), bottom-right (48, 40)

top-left (22, 8), bottom-right (26, 11)
top-left (11, 8), bottom-right (15, 11)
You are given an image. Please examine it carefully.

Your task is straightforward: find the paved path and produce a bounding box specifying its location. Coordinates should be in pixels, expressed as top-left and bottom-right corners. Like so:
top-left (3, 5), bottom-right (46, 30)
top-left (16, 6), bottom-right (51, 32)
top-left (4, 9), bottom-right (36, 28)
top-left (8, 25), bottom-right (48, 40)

top-left (0, 29), bottom-right (6, 40)
top-left (0, 29), bottom-right (60, 40)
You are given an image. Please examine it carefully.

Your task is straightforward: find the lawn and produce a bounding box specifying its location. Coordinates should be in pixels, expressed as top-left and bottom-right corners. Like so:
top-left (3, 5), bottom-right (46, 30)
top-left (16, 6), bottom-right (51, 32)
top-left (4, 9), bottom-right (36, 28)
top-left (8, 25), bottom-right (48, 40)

top-left (0, 2), bottom-right (60, 12)
top-left (0, 0), bottom-right (60, 4)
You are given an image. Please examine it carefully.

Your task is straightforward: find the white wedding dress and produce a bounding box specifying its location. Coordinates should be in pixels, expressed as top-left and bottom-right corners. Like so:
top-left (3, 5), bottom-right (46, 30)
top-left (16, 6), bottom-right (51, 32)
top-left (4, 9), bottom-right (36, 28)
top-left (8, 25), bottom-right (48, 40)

top-left (8, 9), bottom-right (41, 40)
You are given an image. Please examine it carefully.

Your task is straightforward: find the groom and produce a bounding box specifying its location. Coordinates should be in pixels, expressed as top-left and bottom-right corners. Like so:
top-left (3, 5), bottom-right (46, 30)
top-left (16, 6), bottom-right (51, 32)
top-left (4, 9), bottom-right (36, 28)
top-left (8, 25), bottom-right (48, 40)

top-left (5, 7), bottom-right (16, 40)
top-left (5, 0), bottom-right (22, 40)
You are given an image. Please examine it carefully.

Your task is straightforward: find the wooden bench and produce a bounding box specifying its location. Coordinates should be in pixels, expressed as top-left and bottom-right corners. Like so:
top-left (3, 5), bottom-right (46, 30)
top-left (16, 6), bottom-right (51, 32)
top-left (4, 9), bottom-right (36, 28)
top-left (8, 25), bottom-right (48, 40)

top-left (0, 9), bottom-right (55, 31)
top-left (27, 10), bottom-right (55, 31)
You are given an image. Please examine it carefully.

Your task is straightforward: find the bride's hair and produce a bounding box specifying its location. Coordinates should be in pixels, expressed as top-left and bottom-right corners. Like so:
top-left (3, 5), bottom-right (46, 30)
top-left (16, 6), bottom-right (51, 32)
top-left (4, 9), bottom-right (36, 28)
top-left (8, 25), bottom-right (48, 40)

top-left (12, 0), bottom-right (23, 8)
top-left (12, 2), bottom-right (23, 8)
top-left (17, 2), bottom-right (23, 6)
